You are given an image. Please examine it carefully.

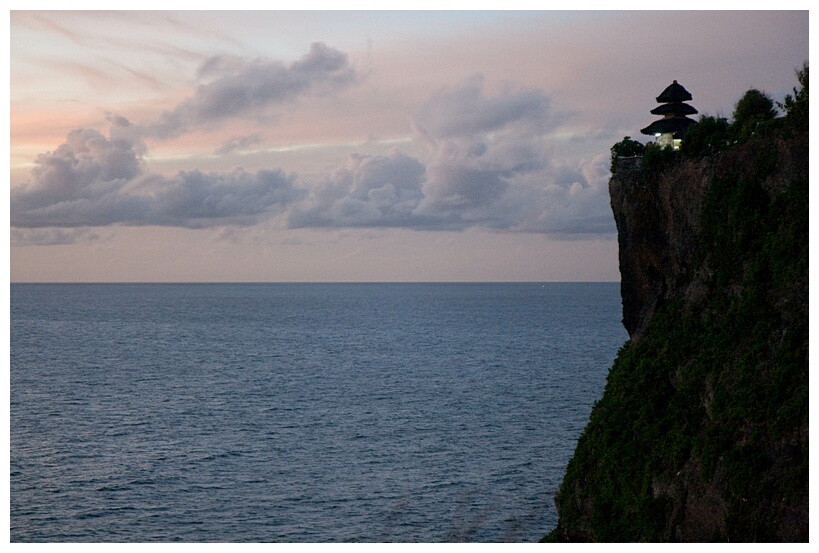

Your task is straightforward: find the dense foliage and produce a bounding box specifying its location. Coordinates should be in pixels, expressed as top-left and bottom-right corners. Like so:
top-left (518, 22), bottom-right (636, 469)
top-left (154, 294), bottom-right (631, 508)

top-left (730, 89), bottom-right (778, 141)
top-left (610, 136), bottom-right (646, 173)
top-left (547, 68), bottom-right (808, 542)
top-left (680, 115), bottom-right (730, 159)
top-left (779, 63), bottom-right (809, 131)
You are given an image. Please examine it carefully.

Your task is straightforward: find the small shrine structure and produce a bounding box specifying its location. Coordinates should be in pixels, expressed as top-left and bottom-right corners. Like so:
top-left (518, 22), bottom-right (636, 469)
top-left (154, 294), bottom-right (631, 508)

top-left (641, 80), bottom-right (697, 150)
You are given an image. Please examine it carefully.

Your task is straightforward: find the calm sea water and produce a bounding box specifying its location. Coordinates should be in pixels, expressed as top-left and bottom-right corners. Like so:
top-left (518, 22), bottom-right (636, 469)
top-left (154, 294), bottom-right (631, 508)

top-left (10, 283), bottom-right (627, 542)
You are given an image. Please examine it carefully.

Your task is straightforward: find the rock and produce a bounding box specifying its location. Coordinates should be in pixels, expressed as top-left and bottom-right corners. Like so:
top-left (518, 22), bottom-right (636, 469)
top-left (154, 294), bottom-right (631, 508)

top-left (550, 129), bottom-right (808, 542)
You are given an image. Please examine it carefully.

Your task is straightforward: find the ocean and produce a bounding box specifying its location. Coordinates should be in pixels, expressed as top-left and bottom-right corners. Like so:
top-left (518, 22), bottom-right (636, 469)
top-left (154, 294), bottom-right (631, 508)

top-left (10, 282), bottom-right (627, 542)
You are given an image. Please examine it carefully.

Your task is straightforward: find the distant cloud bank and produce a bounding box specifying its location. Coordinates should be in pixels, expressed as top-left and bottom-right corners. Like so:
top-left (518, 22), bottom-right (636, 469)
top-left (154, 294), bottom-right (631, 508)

top-left (11, 128), bottom-right (304, 230)
top-left (11, 44), bottom-right (615, 245)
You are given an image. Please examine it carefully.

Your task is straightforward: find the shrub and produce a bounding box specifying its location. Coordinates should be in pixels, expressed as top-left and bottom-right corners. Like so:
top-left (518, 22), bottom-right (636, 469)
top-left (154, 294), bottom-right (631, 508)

top-left (641, 143), bottom-right (676, 175)
top-left (681, 114), bottom-right (730, 158)
top-left (610, 136), bottom-right (646, 173)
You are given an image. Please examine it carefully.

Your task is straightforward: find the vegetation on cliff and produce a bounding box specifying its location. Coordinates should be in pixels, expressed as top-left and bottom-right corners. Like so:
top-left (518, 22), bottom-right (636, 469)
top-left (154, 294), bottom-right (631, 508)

top-left (547, 66), bottom-right (808, 542)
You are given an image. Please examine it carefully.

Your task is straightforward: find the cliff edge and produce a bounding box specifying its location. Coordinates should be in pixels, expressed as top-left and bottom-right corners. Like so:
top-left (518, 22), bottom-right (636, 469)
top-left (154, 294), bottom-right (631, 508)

top-left (547, 120), bottom-right (808, 541)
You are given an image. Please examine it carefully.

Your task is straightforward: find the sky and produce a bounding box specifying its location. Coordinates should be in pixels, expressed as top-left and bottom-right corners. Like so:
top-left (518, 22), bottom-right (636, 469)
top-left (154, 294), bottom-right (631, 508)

top-left (6, 8), bottom-right (810, 282)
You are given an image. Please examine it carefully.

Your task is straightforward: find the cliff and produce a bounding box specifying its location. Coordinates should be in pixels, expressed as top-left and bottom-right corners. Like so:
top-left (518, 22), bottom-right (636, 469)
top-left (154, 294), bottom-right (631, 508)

top-left (547, 125), bottom-right (808, 541)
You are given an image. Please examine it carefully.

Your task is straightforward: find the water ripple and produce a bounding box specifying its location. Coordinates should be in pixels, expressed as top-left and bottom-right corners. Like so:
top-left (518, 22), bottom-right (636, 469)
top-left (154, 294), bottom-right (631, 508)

top-left (11, 283), bottom-right (626, 542)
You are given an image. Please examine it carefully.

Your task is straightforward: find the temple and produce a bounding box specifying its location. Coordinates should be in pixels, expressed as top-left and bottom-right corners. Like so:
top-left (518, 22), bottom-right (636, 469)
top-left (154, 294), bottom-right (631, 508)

top-left (641, 80), bottom-right (697, 150)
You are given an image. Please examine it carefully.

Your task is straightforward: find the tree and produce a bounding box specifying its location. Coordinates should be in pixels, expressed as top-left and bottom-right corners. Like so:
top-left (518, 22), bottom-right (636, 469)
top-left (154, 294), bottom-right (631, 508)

top-left (779, 62), bottom-right (808, 130)
top-left (732, 89), bottom-right (777, 140)
top-left (610, 136), bottom-right (646, 173)
top-left (681, 114), bottom-right (730, 158)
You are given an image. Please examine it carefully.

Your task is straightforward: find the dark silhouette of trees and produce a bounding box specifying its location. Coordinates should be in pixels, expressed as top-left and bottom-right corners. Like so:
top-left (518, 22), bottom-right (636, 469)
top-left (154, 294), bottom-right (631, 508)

top-left (731, 89), bottom-right (777, 140)
top-left (681, 115), bottom-right (730, 158)
top-left (779, 63), bottom-right (808, 131)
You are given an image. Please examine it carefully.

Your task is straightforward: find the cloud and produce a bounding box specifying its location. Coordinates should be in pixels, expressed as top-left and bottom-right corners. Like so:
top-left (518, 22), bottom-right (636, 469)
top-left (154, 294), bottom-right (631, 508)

top-left (288, 150), bottom-right (428, 229)
top-left (11, 128), bottom-right (305, 231)
top-left (147, 168), bottom-right (304, 228)
top-left (409, 77), bottom-right (559, 227)
top-left (11, 128), bottom-right (144, 217)
top-left (214, 134), bottom-right (262, 155)
top-left (413, 75), bottom-right (557, 140)
top-left (492, 154), bottom-right (617, 236)
top-left (285, 77), bottom-right (613, 236)
top-left (12, 74), bottom-right (616, 243)
top-left (10, 227), bottom-right (104, 247)
top-left (140, 42), bottom-right (357, 139)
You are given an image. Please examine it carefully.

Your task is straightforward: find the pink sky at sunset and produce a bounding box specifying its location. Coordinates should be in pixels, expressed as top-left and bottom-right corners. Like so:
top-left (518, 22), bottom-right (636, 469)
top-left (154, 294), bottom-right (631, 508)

top-left (7, 8), bottom-right (810, 282)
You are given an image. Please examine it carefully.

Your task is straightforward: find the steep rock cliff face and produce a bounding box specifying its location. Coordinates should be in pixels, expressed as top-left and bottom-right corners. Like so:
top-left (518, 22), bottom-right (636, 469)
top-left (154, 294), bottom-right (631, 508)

top-left (610, 155), bottom-right (712, 341)
top-left (612, 135), bottom-right (807, 344)
top-left (549, 130), bottom-right (808, 542)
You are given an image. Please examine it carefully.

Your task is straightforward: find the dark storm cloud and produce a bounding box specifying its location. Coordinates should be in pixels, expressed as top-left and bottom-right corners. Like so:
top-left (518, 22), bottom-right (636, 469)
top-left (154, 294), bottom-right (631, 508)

top-left (141, 43), bottom-right (357, 139)
top-left (11, 128), bottom-right (304, 231)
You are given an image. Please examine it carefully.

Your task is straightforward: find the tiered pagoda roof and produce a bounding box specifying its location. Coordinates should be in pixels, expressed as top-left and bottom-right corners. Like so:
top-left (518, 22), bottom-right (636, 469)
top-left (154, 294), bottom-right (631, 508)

top-left (641, 80), bottom-right (698, 137)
